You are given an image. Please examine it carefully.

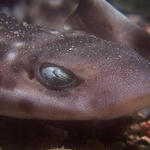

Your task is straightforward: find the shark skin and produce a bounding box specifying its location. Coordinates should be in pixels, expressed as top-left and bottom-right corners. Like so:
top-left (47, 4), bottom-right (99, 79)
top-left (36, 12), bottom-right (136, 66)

top-left (5, 0), bottom-right (150, 60)
top-left (67, 0), bottom-right (150, 61)
top-left (1, 12), bottom-right (150, 120)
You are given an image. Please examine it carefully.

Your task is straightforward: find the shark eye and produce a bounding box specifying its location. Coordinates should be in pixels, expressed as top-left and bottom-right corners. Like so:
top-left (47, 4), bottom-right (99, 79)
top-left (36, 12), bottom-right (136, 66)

top-left (38, 63), bottom-right (81, 90)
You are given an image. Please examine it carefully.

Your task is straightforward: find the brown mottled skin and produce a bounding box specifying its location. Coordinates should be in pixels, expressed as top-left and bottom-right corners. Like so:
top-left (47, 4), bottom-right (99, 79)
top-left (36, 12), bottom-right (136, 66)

top-left (1, 0), bottom-right (150, 120)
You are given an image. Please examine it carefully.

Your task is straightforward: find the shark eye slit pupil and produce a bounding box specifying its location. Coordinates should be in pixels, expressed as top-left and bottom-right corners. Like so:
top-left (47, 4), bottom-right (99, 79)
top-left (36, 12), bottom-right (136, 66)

top-left (38, 63), bottom-right (80, 90)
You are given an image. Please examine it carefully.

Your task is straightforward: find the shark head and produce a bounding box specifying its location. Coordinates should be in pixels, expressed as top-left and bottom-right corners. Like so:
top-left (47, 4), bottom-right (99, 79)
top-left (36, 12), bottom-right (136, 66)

top-left (1, 12), bottom-right (150, 120)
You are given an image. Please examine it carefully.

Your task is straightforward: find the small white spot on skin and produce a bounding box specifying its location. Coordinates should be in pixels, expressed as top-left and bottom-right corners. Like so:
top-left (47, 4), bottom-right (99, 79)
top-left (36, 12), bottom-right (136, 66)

top-left (64, 24), bottom-right (72, 31)
top-left (12, 41), bottom-right (24, 48)
top-left (69, 47), bottom-right (73, 51)
top-left (6, 51), bottom-right (18, 62)
top-left (49, 29), bottom-right (60, 35)
top-left (22, 22), bottom-right (29, 27)
top-left (5, 42), bottom-right (24, 62)
top-left (68, 45), bottom-right (74, 51)
top-left (13, 31), bottom-right (20, 37)
top-left (48, 0), bottom-right (63, 7)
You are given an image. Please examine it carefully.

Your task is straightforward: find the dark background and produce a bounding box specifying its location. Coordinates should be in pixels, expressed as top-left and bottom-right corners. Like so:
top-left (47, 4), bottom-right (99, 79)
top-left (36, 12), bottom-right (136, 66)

top-left (108, 0), bottom-right (150, 19)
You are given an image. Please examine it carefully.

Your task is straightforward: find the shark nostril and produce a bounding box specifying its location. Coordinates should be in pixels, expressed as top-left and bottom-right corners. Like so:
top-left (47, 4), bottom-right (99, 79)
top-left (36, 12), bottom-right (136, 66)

top-left (27, 69), bottom-right (35, 80)
top-left (22, 66), bottom-right (35, 80)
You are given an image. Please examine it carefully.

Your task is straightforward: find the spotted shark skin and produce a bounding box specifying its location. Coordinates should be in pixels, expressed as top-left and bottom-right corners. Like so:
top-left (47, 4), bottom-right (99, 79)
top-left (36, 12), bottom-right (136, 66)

top-left (1, 0), bottom-right (150, 120)
top-left (67, 0), bottom-right (150, 61)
